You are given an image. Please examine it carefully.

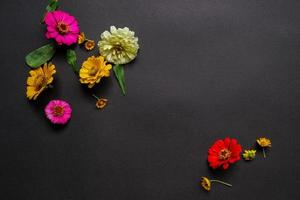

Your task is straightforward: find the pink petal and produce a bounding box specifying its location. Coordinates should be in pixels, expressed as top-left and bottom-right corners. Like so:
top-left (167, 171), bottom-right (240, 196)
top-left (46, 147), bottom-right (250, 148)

top-left (45, 12), bottom-right (57, 26)
top-left (47, 26), bottom-right (56, 32)
top-left (55, 35), bottom-right (64, 45)
top-left (46, 31), bottom-right (58, 39)
top-left (53, 10), bottom-right (68, 22)
top-left (62, 34), bottom-right (78, 46)
top-left (64, 15), bottom-right (76, 25)
top-left (69, 23), bottom-right (80, 34)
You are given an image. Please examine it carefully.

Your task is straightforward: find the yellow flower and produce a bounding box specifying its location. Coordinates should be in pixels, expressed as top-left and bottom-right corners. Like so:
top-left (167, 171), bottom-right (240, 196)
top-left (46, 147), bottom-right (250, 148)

top-left (242, 150), bottom-right (256, 161)
top-left (78, 32), bottom-right (86, 44)
top-left (98, 26), bottom-right (139, 65)
top-left (200, 177), bottom-right (232, 192)
top-left (257, 137), bottom-right (271, 158)
top-left (257, 137), bottom-right (271, 148)
top-left (26, 63), bottom-right (56, 100)
top-left (79, 56), bottom-right (112, 88)
top-left (85, 40), bottom-right (95, 51)
top-left (96, 98), bottom-right (108, 109)
top-left (201, 177), bottom-right (211, 191)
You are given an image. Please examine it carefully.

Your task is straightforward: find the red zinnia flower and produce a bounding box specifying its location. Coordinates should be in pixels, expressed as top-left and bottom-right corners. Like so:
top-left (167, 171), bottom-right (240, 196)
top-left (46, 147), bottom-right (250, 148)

top-left (207, 138), bottom-right (242, 170)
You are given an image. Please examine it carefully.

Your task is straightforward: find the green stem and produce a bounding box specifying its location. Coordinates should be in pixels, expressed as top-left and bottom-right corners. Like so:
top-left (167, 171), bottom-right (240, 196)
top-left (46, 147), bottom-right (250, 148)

top-left (263, 148), bottom-right (266, 158)
top-left (92, 94), bottom-right (99, 100)
top-left (210, 180), bottom-right (232, 187)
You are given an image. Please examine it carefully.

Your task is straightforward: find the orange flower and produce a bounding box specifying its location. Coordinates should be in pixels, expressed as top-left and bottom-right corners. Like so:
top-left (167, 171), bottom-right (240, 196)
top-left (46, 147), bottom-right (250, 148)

top-left (79, 56), bottom-right (111, 88)
top-left (200, 177), bottom-right (232, 192)
top-left (96, 98), bottom-right (108, 109)
top-left (85, 40), bottom-right (95, 51)
top-left (92, 94), bottom-right (108, 109)
top-left (26, 63), bottom-right (56, 100)
top-left (78, 32), bottom-right (86, 44)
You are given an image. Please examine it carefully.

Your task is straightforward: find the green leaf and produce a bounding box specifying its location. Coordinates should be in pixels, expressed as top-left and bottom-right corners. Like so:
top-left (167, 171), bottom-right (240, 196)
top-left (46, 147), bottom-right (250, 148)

top-left (46, 0), bottom-right (59, 12)
top-left (113, 64), bottom-right (126, 95)
top-left (25, 43), bottom-right (56, 68)
top-left (66, 49), bottom-right (78, 73)
top-left (41, 0), bottom-right (59, 23)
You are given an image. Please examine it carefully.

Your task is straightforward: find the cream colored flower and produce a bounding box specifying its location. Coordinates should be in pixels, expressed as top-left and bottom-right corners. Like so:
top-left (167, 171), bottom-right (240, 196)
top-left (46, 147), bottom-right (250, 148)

top-left (98, 26), bottom-right (139, 65)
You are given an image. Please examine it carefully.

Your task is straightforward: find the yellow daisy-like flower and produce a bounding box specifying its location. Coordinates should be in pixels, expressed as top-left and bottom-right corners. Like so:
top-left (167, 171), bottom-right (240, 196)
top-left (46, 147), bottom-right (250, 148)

top-left (257, 137), bottom-right (272, 148)
top-left (257, 137), bottom-right (271, 158)
top-left (79, 56), bottom-right (112, 88)
top-left (98, 26), bottom-right (139, 65)
top-left (200, 177), bottom-right (232, 192)
top-left (85, 40), bottom-right (95, 51)
top-left (242, 150), bottom-right (256, 161)
top-left (201, 177), bottom-right (211, 191)
top-left (26, 63), bottom-right (56, 100)
top-left (78, 32), bottom-right (86, 44)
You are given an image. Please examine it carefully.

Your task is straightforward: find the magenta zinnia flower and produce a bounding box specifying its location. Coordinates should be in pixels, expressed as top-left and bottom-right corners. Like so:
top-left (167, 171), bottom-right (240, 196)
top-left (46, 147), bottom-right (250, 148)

top-left (44, 10), bottom-right (80, 46)
top-left (45, 100), bottom-right (72, 124)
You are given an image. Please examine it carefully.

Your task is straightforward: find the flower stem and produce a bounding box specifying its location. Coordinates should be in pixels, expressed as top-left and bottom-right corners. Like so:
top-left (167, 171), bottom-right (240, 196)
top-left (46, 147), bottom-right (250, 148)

top-left (92, 94), bottom-right (99, 100)
top-left (210, 180), bottom-right (232, 187)
top-left (263, 148), bottom-right (266, 158)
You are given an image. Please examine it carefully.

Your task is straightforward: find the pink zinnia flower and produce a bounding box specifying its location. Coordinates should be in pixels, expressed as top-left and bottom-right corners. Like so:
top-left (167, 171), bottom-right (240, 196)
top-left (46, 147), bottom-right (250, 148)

top-left (45, 100), bottom-right (72, 124)
top-left (44, 10), bottom-right (80, 46)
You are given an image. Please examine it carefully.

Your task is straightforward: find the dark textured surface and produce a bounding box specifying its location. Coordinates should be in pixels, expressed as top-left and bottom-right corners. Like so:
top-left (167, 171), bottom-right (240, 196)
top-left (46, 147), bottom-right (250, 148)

top-left (1, 0), bottom-right (300, 199)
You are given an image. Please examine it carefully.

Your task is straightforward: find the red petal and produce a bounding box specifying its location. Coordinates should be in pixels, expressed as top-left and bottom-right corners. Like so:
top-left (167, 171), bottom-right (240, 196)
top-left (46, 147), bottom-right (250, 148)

top-left (222, 163), bottom-right (229, 169)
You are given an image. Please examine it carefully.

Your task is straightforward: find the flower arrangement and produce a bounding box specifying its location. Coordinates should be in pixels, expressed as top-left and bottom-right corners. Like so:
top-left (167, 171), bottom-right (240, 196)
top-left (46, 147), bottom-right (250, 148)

top-left (24, 0), bottom-right (140, 124)
top-left (24, 1), bottom-right (275, 195)
top-left (202, 136), bottom-right (272, 192)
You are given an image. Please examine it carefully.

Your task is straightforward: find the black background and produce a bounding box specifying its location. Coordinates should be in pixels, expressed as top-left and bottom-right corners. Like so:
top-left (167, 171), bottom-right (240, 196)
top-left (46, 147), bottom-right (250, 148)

top-left (1, 0), bottom-right (300, 199)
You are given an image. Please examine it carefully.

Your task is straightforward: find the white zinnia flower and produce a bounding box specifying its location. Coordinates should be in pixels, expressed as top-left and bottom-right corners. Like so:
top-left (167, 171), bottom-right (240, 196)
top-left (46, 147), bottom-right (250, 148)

top-left (98, 26), bottom-right (139, 65)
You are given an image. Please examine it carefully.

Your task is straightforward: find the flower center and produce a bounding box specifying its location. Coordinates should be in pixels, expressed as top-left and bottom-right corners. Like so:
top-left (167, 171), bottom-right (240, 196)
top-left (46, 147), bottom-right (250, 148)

top-left (57, 22), bottom-right (69, 34)
top-left (218, 149), bottom-right (231, 160)
top-left (89, 66), bottom-right (98, 76)
top-left (34, 75), bottom-right (47, 91)
top-left (97, 100), bottom-right (105, 107)
top-left (52, 106), bottom-right (64, 116)
top-left (86, 42), bottom-right (93, 48)
top-left (260, 141), bottom-right (267, 146)
top-left (114, 44), bottom-right (124, 54)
